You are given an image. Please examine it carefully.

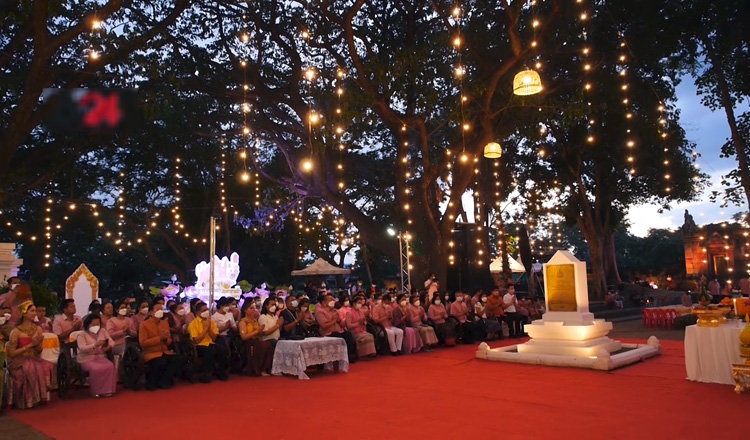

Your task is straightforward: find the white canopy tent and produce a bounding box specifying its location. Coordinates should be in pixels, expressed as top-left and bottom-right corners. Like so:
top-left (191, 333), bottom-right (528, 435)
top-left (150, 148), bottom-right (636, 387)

top-left (291, 258), bottom-right (351, 276)
top-left (489, 255), bottom-right (526, 274)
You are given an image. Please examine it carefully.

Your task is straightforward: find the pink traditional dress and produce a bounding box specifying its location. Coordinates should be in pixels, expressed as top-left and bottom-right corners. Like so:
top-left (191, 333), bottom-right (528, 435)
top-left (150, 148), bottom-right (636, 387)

top-left (409, 304), bottom-right (438, 345)
top-left (337, 306), bottom-right (352, 330)
top-left (393, 305), bottom-right (423, 354)
top-left (76, 329), bottom-right (118, 397)
top-left (105, 316), bottom-right (134, 357)
top-left (345, 308), bottom-right (376, 357)
top-left (7, 325), bottom-right (52, 409)
top-left (428, 304), bottom-right (456, 346)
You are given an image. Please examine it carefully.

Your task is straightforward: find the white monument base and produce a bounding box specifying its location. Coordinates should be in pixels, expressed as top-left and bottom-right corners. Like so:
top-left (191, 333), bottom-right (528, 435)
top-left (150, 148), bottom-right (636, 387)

top-left (517, 319), bottom-right (622, 357)
top-left (476, 336), bottom-right (661, 371)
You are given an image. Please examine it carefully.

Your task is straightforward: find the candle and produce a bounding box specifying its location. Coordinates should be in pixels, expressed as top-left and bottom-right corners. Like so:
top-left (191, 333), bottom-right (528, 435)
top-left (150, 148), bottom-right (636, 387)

top-left (734, 298), bottom-right (739, 327)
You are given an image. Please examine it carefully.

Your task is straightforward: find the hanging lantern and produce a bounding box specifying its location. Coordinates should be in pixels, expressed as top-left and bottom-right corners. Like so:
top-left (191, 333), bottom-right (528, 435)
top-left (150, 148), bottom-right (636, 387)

top-left (483, 142), bottom-right (502, 159)
top-left (513, 69), bottom-right (543, 96)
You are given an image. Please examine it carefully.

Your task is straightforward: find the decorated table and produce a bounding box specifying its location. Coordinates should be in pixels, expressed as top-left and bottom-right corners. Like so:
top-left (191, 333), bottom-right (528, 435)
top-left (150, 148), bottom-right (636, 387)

top-left (652, 305), bottom-right (693, 316)
top-left (685, 323), bottom-right (743, 385)
top-left (271, 337), bottom-right (349, 380)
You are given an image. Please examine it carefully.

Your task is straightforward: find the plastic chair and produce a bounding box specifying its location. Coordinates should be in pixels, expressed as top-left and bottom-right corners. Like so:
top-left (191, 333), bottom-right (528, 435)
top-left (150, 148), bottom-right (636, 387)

top-left (642, 309), bottom-right (652, 328)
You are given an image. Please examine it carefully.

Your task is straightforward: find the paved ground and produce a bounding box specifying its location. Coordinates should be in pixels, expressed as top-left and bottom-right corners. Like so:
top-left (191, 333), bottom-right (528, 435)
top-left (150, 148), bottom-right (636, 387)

top-left (0, 413), bottom-right (50, 439)
top-left (0, 317), bottom-right (680, 439)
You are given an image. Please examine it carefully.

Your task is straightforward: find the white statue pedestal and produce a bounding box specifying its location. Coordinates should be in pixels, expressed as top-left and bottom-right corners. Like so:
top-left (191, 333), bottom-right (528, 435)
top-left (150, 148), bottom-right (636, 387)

top-left (477, 251), bottom-right (659, 371)
top-left (0, 243), bottom-right (23, 282)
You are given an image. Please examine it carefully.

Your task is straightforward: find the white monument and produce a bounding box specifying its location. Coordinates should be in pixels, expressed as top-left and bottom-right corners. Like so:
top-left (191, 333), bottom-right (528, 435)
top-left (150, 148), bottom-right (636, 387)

top-left (183, 252), bottom-right (243, 303)
top-left (477, 250), bottom-right (660, 370)
top-left (0, 242), bottom-right (23, 283)
top-left (65, 264), bottom-right (99, 315)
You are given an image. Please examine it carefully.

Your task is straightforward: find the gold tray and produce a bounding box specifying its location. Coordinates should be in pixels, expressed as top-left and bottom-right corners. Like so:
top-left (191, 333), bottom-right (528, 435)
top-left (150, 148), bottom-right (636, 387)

top-left (692, 307), bottom-right (731, 327)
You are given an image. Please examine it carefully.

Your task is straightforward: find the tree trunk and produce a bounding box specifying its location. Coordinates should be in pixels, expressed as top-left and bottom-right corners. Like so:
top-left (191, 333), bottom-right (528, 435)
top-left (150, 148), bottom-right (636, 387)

top-left (706, 40), bottom-right (750, 211)
top-left (603, 232), bottom-right (622, 285)
top-left (578, 224), bottom-right (606, 300)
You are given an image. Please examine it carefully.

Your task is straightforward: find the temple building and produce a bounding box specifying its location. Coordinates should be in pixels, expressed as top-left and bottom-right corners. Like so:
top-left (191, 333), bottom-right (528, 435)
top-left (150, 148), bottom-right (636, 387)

top-left (681, 210), bottom-right (750, 281)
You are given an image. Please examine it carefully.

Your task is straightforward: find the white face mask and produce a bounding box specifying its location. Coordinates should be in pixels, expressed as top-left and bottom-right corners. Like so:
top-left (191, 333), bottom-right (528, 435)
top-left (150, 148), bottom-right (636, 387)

top-left (140, 307), bottom-right (148, 315)
top-left (0, 317), bottom-right (6, 325)
top-left (154, 310), bottom-right (164, 319)
top-left (230, 304), bottom-right (237, 309)
top-left (268, 305), bottom-right (277, 313)
top-left (435, 300), bottom-right (441, 305)
top-left (444, 295), bottom-right (449, 300)
top-left (354, 303), bottom-right (362, 309)
top-left (400, 301), bottom-right (407, 306)
top-left (89, 325), bottom-right (101, 334)
top-left (328, 301), bottom-right (335, 308)
top-left (10, 283), bottom-right (19, 290)
top-left (344, 301), bottom-right (350, 307)
top-left (291, 300), bottom-right (299, 308)
top-left (3, 313), bottom-right (11, 320)
top-left (376, 299), bottom-right (382, 305)
top-left (200, 311), bottom-right (210, 319)
top-left (481, 297), bottom-right (487, 303)
top-left (457, 297), bottom-right (464, 302)
top-left (177, 308), bottom-right (186, 316)
top-left (414, 301), bottom-right (421, 307)
top-left (118, 308), bottom-right (128, 316)
top-left (33, 316), bottom-right (40, 322)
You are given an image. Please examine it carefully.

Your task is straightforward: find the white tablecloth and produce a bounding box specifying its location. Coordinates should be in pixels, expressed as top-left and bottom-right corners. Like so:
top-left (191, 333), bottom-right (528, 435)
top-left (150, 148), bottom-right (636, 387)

top-left (684, 323), bottom-right (743, 385)
top-left (271, 337), bottom-right (349, 380)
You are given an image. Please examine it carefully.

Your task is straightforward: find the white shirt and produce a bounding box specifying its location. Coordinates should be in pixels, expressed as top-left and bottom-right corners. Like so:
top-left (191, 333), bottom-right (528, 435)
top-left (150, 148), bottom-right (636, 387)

top-left (503, 293), bottom-right (517, 313)
top-left (211, 311), bottom-right (236, 336)
top-left (258, 313), bottom-right (279, 341)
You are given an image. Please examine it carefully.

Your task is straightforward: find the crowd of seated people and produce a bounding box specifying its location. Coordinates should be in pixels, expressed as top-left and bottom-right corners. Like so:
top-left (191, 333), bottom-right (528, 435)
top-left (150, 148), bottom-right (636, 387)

top-left (0, 278), bottom-right (542, 410)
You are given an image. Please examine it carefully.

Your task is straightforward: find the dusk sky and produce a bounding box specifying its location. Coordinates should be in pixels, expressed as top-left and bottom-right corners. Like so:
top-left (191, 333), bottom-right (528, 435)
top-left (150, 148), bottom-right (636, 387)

top-left (626, 78), bottom-right (749, 236)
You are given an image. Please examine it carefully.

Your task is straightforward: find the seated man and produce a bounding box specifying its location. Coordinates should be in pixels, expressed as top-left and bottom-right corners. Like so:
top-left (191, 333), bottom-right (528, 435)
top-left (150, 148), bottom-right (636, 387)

top-left (502, 286), bottom-right (528, 338)
top-left (139, 303), bottom-right (184, 390)
top-left (315, 294), bottom-right (358, 362)
top-left (53, 299), bottom-right (83, 343)
top-left (187, 302), bottom-right (228, 382)
top-left (211, 297), bottom-right (237, 340)
top-left (280, 295), bottom-right (307, 339)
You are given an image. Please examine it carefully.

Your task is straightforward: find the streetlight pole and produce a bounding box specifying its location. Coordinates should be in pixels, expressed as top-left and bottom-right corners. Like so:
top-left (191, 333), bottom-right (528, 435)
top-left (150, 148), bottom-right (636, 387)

top-left (208, 215), bottom-right (216, 313)
top-left (389, 227), bottom-right (411, 294)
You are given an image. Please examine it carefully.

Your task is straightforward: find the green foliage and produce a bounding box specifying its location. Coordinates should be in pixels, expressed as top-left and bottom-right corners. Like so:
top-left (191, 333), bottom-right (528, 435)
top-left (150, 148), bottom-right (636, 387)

top-left (29, 280), bottom-right (60, 316)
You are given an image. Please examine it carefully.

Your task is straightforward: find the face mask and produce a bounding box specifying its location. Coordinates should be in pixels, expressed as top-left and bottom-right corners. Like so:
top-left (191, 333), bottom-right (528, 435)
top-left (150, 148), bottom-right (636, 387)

top-left (354, 303), bottom-right (362, 309)
top-left (230, 304), bottom-right (237, 309)
top-left (291, 300), bottom-right (299, 308)
top-left (10, 283), bottom-right (19, 290)
top-left (344, 301), bottom-right (350, 307)
top-left (415, 301), bottom-right (421, 307)
top-left (154, 310), bottom-right (164, 319)
top-left (89, 325), bottom-right (100, 334)
top-left (357, 283), bottom-right (362, 286)
top-left (481, 297), bottom-right (487, 303)
top-left (327, 301), bottom-right (335, 308)
top-left (444, 295), bottom-right (449, 300)
top-left (3, 313), bottom-right (10, 320)
top-left (33, 316), bottom-right (40, 322)
top-left (0, 317), bottom-right (5, 325)
top-left (118, 308), bottom-right (128, 316)
top-left (435, 300), bottom-right (441, 305)
top-left (200, 311), bottom-right (210, 319)
top-left (256, 302), bottom-right (262, 308)
top-left (177, 308), bottom-right (186, 316)
top-left (376, 299), bottom-right (382, 305)
top-left (457, 297), bottom-right (464, 302)
top-left (400, 301), bottom-right (407, 306)
top-left (268, 305), bottom-right (277, 313)
top-left (140, 307), bottom-right (148, 315)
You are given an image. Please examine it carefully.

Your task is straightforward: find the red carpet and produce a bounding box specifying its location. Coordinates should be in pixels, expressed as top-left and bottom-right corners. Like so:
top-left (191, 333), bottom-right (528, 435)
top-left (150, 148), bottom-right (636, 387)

top-left (10, 339), bottom-right (748, 439)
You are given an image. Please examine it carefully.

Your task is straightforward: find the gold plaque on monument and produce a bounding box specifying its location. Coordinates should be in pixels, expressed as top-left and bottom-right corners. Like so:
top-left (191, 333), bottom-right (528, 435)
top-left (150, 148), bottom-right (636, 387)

top-left (546, 264), bottom-right (577, 312)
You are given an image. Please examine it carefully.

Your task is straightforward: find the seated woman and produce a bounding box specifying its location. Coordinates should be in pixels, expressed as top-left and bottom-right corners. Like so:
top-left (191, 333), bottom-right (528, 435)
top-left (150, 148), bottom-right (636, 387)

top-left (132, 299), bottom-right (150, 334)
top-left (105, 301), bottom-right (136, 358)
top-left (167, 301), bottom-right (186, 343)
top-left (393, 294), bottom-right (423, 354)
top-left (228, 298), bottom-right (241, 322)
top-left (473, 294), bottom-right (502, 340)
top-left (428, 295), bottom-right (456, 346)
top-left (336, 294), bottom-right (352, 329)
top-left (258, 298), bottom-right (284, 347)
top-left (77, 314), bottom-right (117, 397)
top-left (100, 301), bottom-right (114, 325)
top-left (408, 295), bottom-right (438, 348)
top-left (6, 301), bottom-right (53, 409)
top-left (238, 301), bottom-right (273, 376)
top-left (345, 295), bottom-right (376, 358)
top-left (298, 297), bottom-right (320, 337)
